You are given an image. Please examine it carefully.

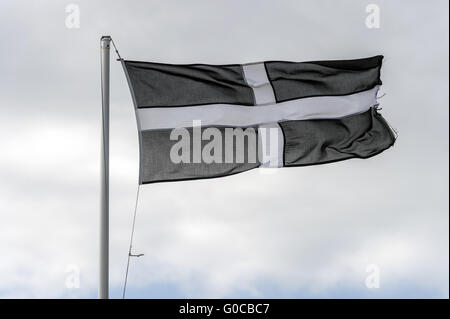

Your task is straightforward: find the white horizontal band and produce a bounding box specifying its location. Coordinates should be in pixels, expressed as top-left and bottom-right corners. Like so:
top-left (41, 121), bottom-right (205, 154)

top-left (137, 86), bottom-right (379, 131)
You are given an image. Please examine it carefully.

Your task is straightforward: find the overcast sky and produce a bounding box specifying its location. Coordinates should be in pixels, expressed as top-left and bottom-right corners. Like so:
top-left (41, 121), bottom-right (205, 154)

top-left (0, 0), bottom-right (448, 298)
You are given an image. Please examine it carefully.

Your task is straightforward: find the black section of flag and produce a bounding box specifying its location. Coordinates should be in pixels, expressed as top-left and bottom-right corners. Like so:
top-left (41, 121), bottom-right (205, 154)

top-left (280, 107), bottom-right (395, 167)
top-left (124, 61), bottom-right (254, 108)
top-left (140, 126), bottom-right (260, 184)
top-left (309, 55), bottom-right (383, 70)
top-left (265, 56), bottom-right (383, 102)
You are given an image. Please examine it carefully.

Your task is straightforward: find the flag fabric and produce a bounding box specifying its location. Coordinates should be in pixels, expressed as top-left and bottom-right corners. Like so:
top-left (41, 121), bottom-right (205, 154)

top-left (121, 55), bottom-right (395, 184)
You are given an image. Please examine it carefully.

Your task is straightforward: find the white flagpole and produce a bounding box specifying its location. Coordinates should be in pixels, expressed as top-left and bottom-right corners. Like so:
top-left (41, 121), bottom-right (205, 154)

top-left (100, 35), bottom-right (111, 299)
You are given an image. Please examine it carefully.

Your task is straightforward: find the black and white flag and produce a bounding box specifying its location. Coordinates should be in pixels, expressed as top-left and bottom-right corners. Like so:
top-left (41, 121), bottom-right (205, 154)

top-left (121, 55), bottom-right (395, 184)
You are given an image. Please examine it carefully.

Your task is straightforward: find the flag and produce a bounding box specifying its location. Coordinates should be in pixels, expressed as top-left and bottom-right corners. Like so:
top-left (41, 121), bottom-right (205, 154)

top-left (121, 55), bottom-right (395, 184)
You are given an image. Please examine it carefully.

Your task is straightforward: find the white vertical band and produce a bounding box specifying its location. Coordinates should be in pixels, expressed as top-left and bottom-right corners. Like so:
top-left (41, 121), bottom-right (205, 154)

top-left (258, 123), bottom-right (284, 168)
top-left (242, 63), bottom-right (276, 105)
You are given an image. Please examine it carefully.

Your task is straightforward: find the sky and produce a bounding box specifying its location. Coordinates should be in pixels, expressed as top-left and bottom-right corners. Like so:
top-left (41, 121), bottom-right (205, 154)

top-left (0, 0), bottom-right (448, 298)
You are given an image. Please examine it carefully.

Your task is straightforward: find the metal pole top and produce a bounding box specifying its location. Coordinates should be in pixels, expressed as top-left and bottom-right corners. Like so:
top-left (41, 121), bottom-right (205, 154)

top-left (101, 36), bottom-right (111, 48)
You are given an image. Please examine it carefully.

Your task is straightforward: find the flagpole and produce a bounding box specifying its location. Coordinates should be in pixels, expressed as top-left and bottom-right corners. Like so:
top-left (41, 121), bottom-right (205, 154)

top-left (100, 35), bottom-right (111, 299)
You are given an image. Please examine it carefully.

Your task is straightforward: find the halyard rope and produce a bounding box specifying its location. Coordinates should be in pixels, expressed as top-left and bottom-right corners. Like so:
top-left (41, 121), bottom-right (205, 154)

top-left (111, 38), bottom-right (122, 60)
top-left (109, 37), bottom-right (142, 298)
top-left (122, 184), bottom-right (141, 299)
